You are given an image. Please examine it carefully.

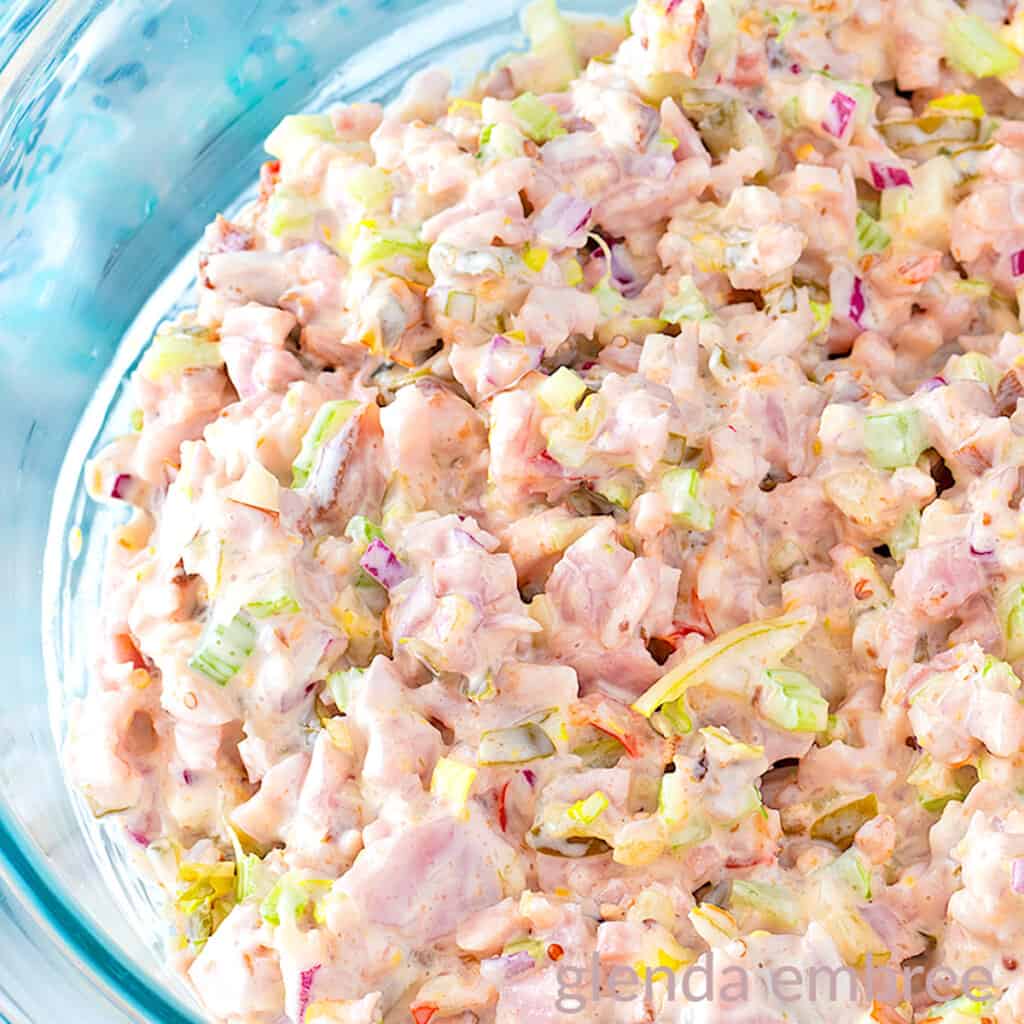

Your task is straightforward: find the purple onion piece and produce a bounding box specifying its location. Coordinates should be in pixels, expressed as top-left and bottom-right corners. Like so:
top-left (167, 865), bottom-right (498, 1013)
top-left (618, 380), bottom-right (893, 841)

top-left (360, 539), bottom-right (409, 590)
top-left (665, 0), bottom-right (683, 11)
top-left (297, 965), bottom-right (321, 1023)
top-left (869, 162), bottom-right (912, 190)
top-left (856, 903), bottom-right (903, 947)
top-left (1013, 859), bottom-right (1024, 894)
top-left (111, 473), bottom-right (134, 501)
top-left (182, 770), bottom-right (195, 786)
top-left (1012, 250), bottom-right (1024, 278)
top-left (452, 527), bottom-right (487, 550)
top-left (127, 829), bottom-right (150, 848)
top-left (480, 334), bottom-right (544, 393)
top-left (610, 243), bottom-right (644, 299)
top-left (822, 91), bottom-right (857, 139)
top-left (917, 375), bottom-right (947, 394)
top-left (533, 193), bottom-right (593, 251)
top-left (521, 768), bottom-right (537, 787)
top-left (848, 276), bottom-right (866, 327)
top-left (480, 951), bottom-right (536, 986)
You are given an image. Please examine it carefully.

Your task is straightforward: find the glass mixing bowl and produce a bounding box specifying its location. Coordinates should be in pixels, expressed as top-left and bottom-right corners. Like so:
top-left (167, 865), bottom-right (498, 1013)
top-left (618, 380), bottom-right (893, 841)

top-left (0, 0), bottom-right (620, 1018)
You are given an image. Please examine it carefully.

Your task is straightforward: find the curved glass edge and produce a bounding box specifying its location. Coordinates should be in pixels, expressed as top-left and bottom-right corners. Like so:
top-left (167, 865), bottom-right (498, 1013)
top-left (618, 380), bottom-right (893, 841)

top-left (1, 0), bottom-right (560, 1017)
top-left (1, 0), bottom-right (623, 1018)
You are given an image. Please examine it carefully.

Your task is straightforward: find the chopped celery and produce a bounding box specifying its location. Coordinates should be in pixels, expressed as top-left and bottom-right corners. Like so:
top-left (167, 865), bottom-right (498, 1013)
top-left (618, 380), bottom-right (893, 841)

top-left (140, 329), bottom-right (223, 382)
top-left (188, 613), bottom-right (257, 687)
top-left (545, 394), bottom-right (603, 468)
top-left (947, 352), bottom-right (998, 391)
top-left (758, 669), bottom-right (829, 733)
top-left (658, 773), bottom-right (712, 849)
top-left (431, 757), bottom-right (478, 817)
top-left (661, 276), bottom-right (713, 323)
top-left (478, 721), bottom-right (556, 765)
top-left (927, 93), bottom-right (985, 119)
top-left (634, 607), bottom-right (815, 717)
top-left (808, 793), bottom-right (879, 850)
top-left (265, 187), bottom-right (314, 237)
top-left (260, 875), bottom-right (332, 927)
top-left (538, 367), bottom-right (586, 413)
top-left (235, 852), bottom-right (263, 903)
top-left (343, 166), bottom-right (393, 214)
top-left (345, 515), bottom-right (384, 549)
top-left (864, 408), bottom-right (928, 471)
top-left (445, 290), bottom-right (478, 322)
top-left (999, 582), bottom-right (1024, 660)
top-left (479, 122), bottom-right (526, 161)
top-left (510, 93), bottom-right (566, 143)
top-left (809, 300), bottom-right (832, 338)
top-left (825, 848), bottom-right (873, 900)
top-left (130, 408), bottom-right (144, 432)
top-left (327, 667), bottom-right (364, 714)
top-left (567, 791), bottom-right (610, 825)
top-left (521, 0), bottom-right (581, 93)
top-left (888, 509), bottom-right (921, 562)
top-left (349, 224), bottom-right (430, 271)
top-left (946, 15), bottom-right (1021, 79)
top-left (229, 829), bottom-right (264, 903)
top-left (730, 880), bottom-right (801, 930)
top-left (856, 209), bottom-right (891, 255)
top-left (908, 753), bottom-right (976, 814)
top-left (291, 400), bottom-right (361, 488)
top-left (246, 592), bottom-right (300, 619)
top-left (661, 468), bottom-right (714, 531)
top-left (593, 471), bottom-right (641, 510)
top-left (265, 114), bottom-right (337, 160)
top-left (651, 697), bottom-right (693, 738)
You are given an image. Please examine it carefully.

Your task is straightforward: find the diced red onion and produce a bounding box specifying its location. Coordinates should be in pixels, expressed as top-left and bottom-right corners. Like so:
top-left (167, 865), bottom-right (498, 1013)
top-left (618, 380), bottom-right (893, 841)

top-left (182, 770), bottom-right (194, 786)
top-left (857, 903), bottom-right (904, 948)
top-left (533, 193), bottom-right (592, 251)
top-left (610, 243), bottom-right (644, 299)
top-left (297, 965), bottom-right (321, 1023)
top-left (127, 829), bottom-right (150, 848)
top-left (869, 163), bottom-right (912, 190)
top-left (790, 62), bottom-right (802, 74)
top-left (480, 951), bottom-right (536, 985)
top-left (665, 0), bottom-right (683, 11)
top-left (360, 539), bottom-right (408, 590)
top-left (822, 91), bottom-right (857, 139)
top-left (480, 334), bottom-right (544, 396)
top-left (848, 276), bottom-right (866, 326)
top-left (521, 768), bottom-right (537, 787)
top-left (1012, 250), bottom-right (1024, 278)
top-left (452, 527), bottom-right (487, 550)
top-left (1013, 859), bottom-right (1024, 894)
top-left (917, 376), bottom-right (947, 394)
top-left (111, 473), bottom-right (135, 500)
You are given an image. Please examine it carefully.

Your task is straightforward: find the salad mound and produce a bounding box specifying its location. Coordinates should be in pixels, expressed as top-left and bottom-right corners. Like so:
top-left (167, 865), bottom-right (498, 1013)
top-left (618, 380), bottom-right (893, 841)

top-left (74, 0), bottom-right (1024, 1021)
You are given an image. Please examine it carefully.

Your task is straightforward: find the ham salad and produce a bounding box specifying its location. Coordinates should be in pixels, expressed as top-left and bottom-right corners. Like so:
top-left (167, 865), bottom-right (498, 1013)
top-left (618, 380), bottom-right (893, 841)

top-left (72, 0), bottom-right (1024, 1020)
